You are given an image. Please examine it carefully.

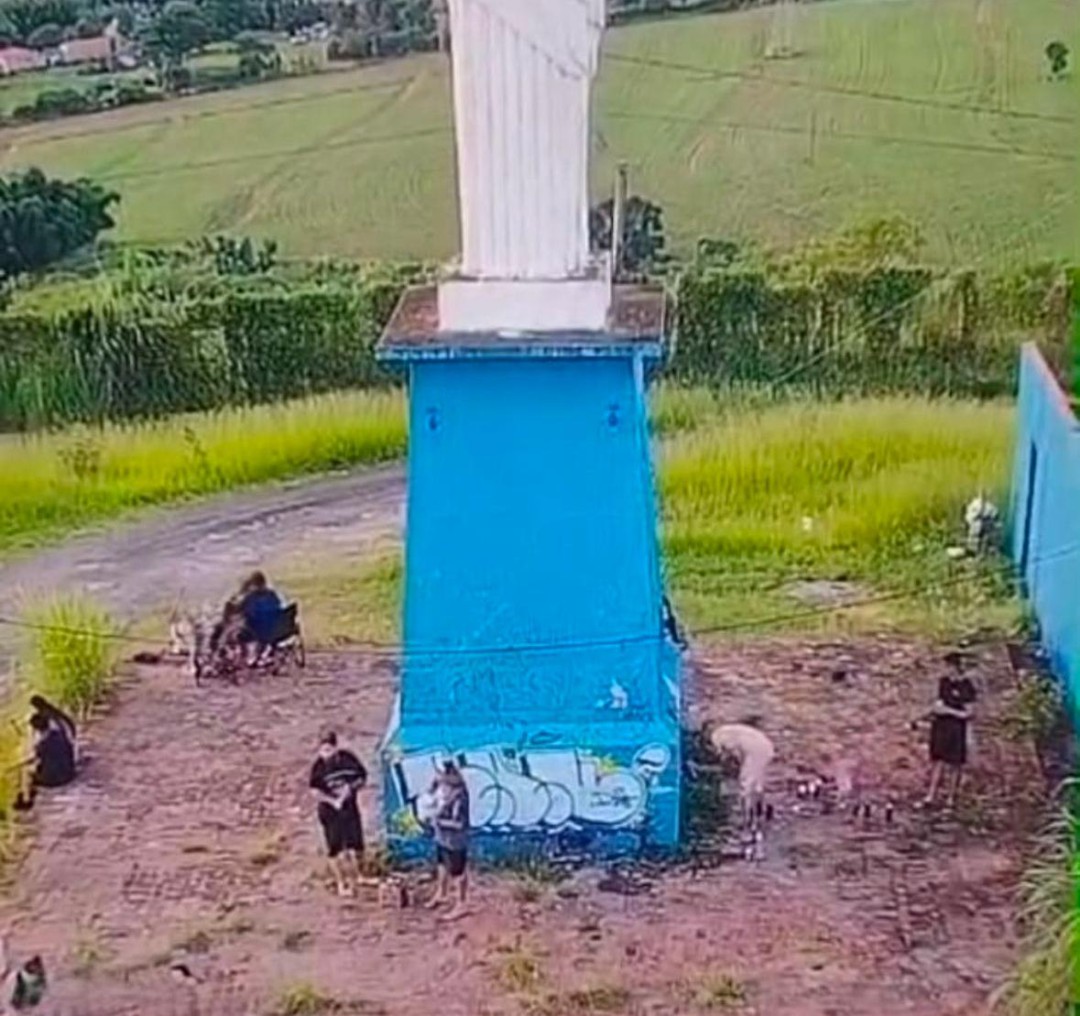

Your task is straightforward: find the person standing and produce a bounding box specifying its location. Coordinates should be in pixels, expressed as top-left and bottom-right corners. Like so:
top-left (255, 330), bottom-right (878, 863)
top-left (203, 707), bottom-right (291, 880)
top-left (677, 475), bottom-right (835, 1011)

top-left (308, 732), bottom-right (367, 897)
top-left (923, 651), bottom-right (978, 808)
top-left (426, 761), bottom-right (470, 920)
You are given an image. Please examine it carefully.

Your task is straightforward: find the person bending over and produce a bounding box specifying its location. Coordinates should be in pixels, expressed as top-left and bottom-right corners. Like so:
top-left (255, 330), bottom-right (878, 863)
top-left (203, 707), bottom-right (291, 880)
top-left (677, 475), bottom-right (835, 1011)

top-left (309, 732), bottom-right (367, 897)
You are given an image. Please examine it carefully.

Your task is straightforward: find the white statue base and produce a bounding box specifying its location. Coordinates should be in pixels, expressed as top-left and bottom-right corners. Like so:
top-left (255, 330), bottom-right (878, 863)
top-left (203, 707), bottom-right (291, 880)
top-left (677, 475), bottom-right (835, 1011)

top-left (437, 260), bottom-right (611, 334)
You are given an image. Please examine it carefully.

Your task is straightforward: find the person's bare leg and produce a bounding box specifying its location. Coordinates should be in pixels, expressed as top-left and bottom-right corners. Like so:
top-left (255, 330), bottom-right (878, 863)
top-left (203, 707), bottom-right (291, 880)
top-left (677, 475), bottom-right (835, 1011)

top-left (947, 767), bottom-right (964, 808)
top-left (427, 865), bottom-right (448, 908)
top-left (443, 874), bottom-right (468, 920)
top-left (923, 762), bottom-right (943, 805)
top-left (330, 858), bottom-right (352, 897)
top-left (343, 850), bottom-right (362, 889)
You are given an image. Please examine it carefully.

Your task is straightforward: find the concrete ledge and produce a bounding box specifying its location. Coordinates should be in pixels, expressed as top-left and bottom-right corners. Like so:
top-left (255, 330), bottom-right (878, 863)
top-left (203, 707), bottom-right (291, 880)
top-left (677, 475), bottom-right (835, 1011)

top-left (439, 277), bottom-right (611, 334)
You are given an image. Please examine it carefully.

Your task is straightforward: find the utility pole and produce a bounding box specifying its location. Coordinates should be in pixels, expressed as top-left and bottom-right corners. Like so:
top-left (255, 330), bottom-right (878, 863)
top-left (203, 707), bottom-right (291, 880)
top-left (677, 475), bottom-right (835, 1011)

top-left (612, 161), bottom-right (628, 283)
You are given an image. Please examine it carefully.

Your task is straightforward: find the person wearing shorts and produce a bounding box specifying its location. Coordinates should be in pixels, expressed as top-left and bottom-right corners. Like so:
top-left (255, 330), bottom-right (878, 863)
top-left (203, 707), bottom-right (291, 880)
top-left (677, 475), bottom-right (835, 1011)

top-left (923, 651), bottom-right (977, 808)
top-left (426, 761), bottom-right (470, 920)
top-left (308, 732), bottom-right (367, 897)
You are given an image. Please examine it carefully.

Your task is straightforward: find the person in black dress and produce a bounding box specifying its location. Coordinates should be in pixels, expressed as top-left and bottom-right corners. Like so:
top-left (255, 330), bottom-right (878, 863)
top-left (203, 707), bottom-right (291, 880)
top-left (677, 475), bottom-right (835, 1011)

top-left (309, 731), bottom-right (367, 897)
top-left (923, 651), bottom-right (977, 807)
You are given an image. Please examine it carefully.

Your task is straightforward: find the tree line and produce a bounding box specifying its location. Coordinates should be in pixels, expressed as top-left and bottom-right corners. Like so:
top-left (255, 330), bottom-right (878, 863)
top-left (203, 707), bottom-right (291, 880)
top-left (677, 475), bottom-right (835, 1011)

top-left (0, 0), bottom-right (439, 51)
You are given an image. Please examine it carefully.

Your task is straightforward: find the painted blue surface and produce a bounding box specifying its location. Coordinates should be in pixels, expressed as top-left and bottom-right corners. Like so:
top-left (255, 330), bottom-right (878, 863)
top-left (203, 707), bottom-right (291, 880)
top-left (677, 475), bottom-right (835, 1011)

top-left (377, 347), bottom-right (682, 859)
top-left (1009, 345), bottom-right (1080, 723)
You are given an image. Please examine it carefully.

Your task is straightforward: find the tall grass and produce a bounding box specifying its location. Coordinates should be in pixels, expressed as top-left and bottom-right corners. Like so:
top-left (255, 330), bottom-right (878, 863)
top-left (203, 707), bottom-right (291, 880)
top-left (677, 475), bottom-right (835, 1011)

top-left (20, 596), bottom-right (119, 719)
top-left (276, 392), bottom-right (1018, 641)
top-left (0, 389), bottom-right (407, 553)
top-left (1004, 782), bottom-right (1080, 1016)
top-left (0, 595), bottom-right (118, 864)
top-left (657, 395), bottom-right (1016, 631)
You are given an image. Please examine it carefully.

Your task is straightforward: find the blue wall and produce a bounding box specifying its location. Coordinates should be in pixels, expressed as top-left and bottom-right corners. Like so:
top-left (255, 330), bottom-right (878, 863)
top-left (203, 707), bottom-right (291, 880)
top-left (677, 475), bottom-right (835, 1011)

top-left (1010, 344), bottom-right (1080, 721)
top-left (381, 351), bottom-right (682, 858)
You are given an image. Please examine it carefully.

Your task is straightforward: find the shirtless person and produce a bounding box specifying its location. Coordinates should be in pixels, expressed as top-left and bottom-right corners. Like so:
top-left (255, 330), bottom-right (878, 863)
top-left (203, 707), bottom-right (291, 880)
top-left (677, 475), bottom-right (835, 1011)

top-left (707, 721), bottom-right (776, 830)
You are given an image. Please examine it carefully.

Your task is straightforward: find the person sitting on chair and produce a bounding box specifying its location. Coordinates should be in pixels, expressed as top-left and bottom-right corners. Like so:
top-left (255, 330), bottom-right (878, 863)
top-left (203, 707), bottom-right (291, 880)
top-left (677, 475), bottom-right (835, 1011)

top-left (14, 712), bottom-right (76, 812)
top-left (238, 571), bottom-right (284, 666)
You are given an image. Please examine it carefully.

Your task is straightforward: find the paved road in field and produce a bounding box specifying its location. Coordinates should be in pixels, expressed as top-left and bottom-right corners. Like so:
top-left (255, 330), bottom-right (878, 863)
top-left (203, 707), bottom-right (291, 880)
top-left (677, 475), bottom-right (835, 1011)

top-left (0, 465), bottom-right (406, 666)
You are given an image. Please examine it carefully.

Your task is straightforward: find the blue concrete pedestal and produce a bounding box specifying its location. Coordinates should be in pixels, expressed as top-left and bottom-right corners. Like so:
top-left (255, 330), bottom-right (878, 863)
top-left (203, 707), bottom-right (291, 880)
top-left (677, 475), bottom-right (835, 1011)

top-left (377, 286), bottom-right (682, 862)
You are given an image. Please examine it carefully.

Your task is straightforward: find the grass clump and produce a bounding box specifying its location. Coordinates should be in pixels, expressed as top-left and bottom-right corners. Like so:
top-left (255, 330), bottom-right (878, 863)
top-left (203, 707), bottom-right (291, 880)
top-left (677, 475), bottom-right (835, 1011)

top-left (280, 395), bottom-right (1018, 644)
top-left (273, 983), bottom-right (341, 1016)
top-left (688, 972), bottom-right (750, 1010)
top-left (524, 984), bottom-right (633, 1016)
top-left (0, 389), bottom-right (406, 555)
top-left (20, 595), bottom-right (119, 719)
top-left (0, 594), bottom-right (119, 863)
top-left (492, 939), bottom-right (545, 995)
top-left (1003, 782), bottom-right (1080, 1016)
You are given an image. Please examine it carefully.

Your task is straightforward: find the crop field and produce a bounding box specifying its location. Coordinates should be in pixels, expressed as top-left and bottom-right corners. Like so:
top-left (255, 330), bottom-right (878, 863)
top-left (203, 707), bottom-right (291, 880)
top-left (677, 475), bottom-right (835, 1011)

top-left (0, 0), bottom-right (1073, 263)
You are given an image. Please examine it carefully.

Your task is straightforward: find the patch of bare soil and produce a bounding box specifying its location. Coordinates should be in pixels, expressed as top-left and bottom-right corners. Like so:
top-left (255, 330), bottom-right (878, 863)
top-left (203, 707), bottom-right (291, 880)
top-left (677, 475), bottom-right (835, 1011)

top-left (2, 638), bottom-right (1042, 1016)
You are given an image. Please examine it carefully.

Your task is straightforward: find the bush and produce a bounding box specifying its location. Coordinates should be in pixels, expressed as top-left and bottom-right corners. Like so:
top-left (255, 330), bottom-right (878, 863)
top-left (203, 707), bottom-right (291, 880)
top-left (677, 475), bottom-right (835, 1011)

top-left (20, 595), bottom-right (118, 719)
top-left (0, 280), bottom-right (396, 429)
top-left (671, 263), bottom-right (1071, 396)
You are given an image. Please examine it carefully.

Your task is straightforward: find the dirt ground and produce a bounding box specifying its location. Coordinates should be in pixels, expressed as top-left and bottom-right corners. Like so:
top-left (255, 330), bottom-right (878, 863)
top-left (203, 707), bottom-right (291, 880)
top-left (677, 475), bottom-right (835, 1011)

top-left (2, 637), bottom-right (1043, 1016)
top-left (0, 466), bottom-right (404, 677)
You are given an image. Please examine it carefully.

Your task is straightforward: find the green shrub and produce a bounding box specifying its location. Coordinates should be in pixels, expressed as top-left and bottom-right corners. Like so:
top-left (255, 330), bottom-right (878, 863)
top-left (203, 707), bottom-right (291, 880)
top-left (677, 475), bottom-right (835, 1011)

top-left (20, 595), bottom-right (119, 719)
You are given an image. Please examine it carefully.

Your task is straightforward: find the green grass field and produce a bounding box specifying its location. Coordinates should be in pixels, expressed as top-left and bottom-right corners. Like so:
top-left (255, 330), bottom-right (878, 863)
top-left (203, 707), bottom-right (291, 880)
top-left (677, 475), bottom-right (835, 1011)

top-left (0, 0), bottom-right (1073, 263)
top-left (275, 390), bottom-right (1019, 644)
top-left (0, 389), bottom-right (407, 553)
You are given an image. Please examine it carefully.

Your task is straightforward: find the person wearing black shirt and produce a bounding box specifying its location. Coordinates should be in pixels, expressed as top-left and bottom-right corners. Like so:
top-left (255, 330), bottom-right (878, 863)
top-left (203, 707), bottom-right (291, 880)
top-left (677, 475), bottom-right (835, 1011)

top-left (923, 652), bottom-right (978, 808)
top-left (15, 712), bottom-right (76, 812)
top-left (29, 694), bottom-right (77, 763)
top-left (308, 732), bottom-right (367, 897)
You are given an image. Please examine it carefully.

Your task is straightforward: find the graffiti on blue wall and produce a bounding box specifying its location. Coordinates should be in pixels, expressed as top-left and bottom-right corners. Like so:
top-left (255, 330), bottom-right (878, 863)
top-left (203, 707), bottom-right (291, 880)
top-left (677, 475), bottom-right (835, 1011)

top-left (385, 740), bottom-right (673, 839)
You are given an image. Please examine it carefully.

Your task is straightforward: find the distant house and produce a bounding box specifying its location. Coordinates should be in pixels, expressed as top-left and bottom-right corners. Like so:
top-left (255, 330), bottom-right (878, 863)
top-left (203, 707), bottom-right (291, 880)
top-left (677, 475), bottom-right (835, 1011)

top-left (0, 46), bottom-right (46, 76)
top-left (56, 19), bottom-right (124, 70)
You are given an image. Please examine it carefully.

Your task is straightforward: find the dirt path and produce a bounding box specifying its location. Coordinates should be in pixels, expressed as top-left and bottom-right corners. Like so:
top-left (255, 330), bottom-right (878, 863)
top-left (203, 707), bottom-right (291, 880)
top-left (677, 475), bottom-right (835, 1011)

top-left (1, 638), bottom-right (1043, 1016)
top-left (0, 465), bottom-right (406, 667)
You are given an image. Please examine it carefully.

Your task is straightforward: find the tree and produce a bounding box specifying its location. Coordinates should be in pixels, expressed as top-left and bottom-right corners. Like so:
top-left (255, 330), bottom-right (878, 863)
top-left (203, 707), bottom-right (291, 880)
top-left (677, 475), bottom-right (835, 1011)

top-left (0, 168), bottom-right (119, 279)
top-left (142, 1), bottom-right (210, 87)
top-left (0, 0), bottom-right (78, 41)
top-left (1045, 40), bottom-right (1069, 78)
top-left (26, 21), bottom-right (63, 48)
top-left (236, 30), bottom-right (280, 78)
top-left (589, 194), bottom-right (668, 277)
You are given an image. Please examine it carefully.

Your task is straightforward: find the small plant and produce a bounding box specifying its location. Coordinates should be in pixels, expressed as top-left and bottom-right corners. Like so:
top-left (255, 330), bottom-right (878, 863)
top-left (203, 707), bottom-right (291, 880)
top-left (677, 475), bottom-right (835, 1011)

top-left (1003, 781), bottom-right (1080, 1016)
top-left (494, 940), bottom-right (545, 994)
top-left (691, 972), bottom-right (749, 1010)
top-left (1000, 676), bottom-right (1063, 743)
top-left (57, 433), bottom-right (102, 483)
top-left (273, 982), bottom-right (341, 1016)
top-left (523, 984), bottom-right (633, 1016)
top-left (250, 832), bottom-right (287, 868)
top-left (1045, 40), bottom-right (1069, 78)
top-left (563, 984), bottom-right (633, 1012)
top-left (71, 933), bottom-right (110, 978)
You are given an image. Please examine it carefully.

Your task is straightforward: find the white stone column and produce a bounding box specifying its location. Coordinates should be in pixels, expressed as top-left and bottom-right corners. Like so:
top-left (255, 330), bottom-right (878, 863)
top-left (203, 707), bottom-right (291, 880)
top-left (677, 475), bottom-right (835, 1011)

top-left (439, 0), bottom-right (612, 333)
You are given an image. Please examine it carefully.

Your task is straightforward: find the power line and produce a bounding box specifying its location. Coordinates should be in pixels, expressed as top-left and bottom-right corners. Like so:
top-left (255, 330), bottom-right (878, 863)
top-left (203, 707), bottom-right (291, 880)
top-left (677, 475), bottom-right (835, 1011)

top-left (1, 533), bottom-right (1076, 659)
top-left (607, 109), bottom-right (1074, 164)
top-left (605, 51), bottom-right (1075, 126)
